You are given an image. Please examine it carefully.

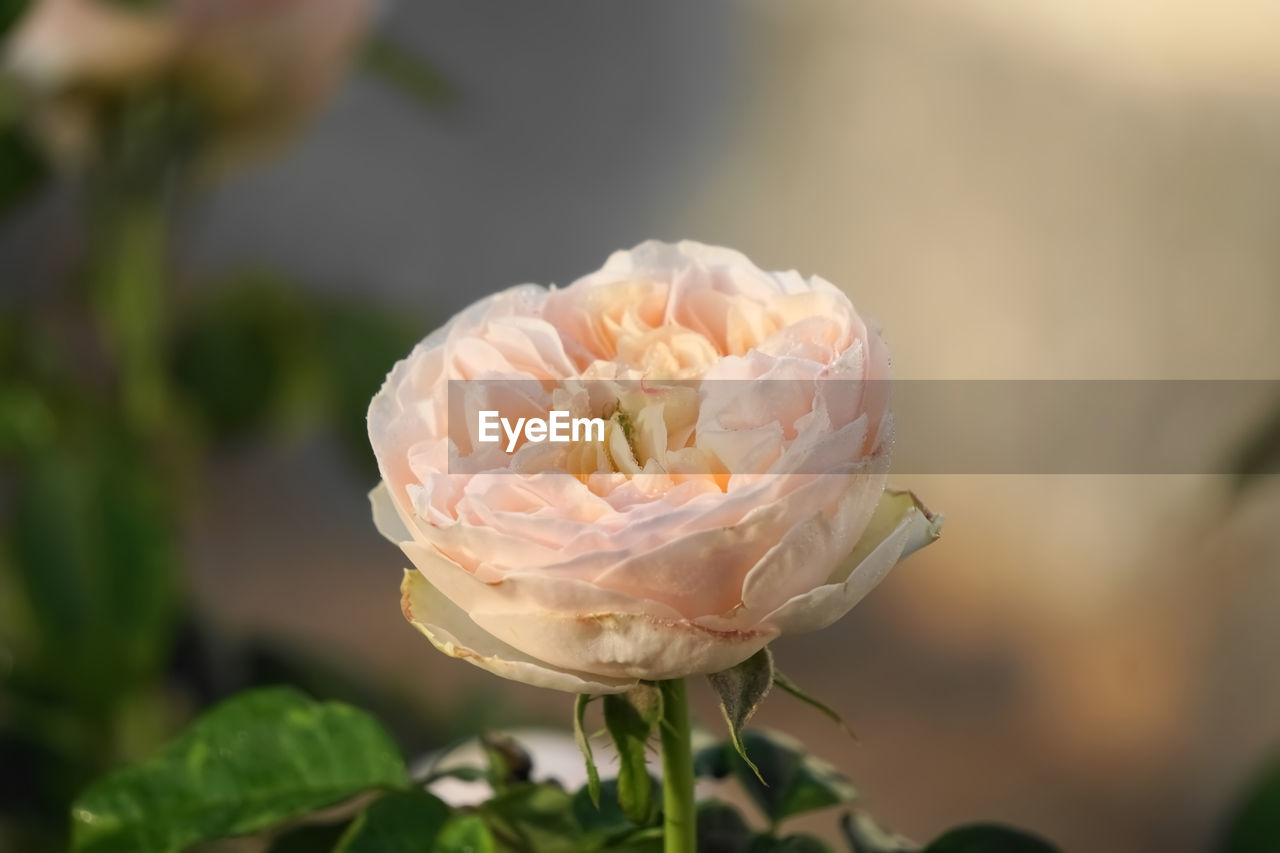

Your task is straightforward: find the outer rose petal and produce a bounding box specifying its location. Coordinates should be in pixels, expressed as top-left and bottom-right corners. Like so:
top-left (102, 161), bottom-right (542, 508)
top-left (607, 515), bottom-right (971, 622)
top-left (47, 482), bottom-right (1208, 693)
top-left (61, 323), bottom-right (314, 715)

top-left (762, 490), bottom-right (943, 635)
top-left (397, 538), bottom-right (776, 681)
top-left (370, 482), bottom-right (413, 543)
top-left (382, 486), bottom-right (780, 685)
top-left (401, 570), bottom-right (638, 694)
top-left (465, 607), bottom-right (777, 682)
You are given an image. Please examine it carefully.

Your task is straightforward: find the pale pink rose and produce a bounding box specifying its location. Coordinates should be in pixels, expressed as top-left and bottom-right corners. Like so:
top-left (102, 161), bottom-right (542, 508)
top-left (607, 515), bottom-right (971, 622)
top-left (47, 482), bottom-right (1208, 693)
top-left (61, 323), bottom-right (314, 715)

top-left (173, 0), bottom-right (374, 141)
top-left (2, 0), bottom-right (178, 92)
top-left (368, 241), bottom-right (941, 693)
top-left (2, 0), bottom-right (373, 166)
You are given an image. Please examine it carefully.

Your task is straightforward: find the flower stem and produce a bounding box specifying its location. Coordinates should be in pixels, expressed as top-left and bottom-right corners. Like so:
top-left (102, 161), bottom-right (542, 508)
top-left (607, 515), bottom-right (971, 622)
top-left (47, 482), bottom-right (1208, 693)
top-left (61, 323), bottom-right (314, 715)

top-left (88, 194), bottom-right (169, 433)
top-left (659, 678), bottom-right (696, 853)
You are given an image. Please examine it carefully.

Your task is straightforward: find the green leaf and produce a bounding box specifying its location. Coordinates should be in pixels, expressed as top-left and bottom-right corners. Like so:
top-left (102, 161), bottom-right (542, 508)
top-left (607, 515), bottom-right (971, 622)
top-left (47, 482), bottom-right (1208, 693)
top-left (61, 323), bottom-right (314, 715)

top-left (8, 433), bottom-right (179, 707)
top-left (1222, 754), bottom-right (1280, 853)
top-left (478, 782), bottom-right (580, 853)
top-left (697, 730), bottom-right (857, 827)
top-left (170, 273), bottom-right (425, 474)
top-left (572, 777), bottom-right (632, 840)
top-left (572, 777), bottom-right (660, 846)
top-left (922, 825), bottom-right (1060, 853)
top-left (773, 670), bottom-right (851, 736)
top-left (421, 765), bottom-right (487, 785)
top-left (309, 299), bottom-right (423, 474)
top-left (693, 739), bottom-right (733, 779)
top-left (695, 799), bottom-right (754, 853)
top-left (435, 815), bottom-right (496, 853)
top-left (480, 733), bottom-right (533, 791)
top-left (70, 687), bottom-right (410, 853)
top-left (169, 275), bottom-right (314, 441)
top-left (334, 790), bottom-right (451, 852)
top-left (707, 648), bottom-right (775, 783)
top-left (841, 812), bottom-right (917, 853)
top-left (603, 686), bottom-right (661, 826)
top-left (573, 694), bottom-right (602, 808)
top-left (608, 826), bottom-right (666, 852)
top-left (748, 834), bottom-right (833, 852)
top-left (267, 821), bottom-right (352, 853)
top-left (362, 37), bottom-right (456, 110)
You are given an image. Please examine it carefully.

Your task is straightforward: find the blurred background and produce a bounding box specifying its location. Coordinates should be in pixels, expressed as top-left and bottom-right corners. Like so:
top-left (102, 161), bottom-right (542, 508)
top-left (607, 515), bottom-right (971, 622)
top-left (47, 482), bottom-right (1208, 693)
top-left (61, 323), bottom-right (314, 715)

top-left (2, 1), bottom-right (1279, 851)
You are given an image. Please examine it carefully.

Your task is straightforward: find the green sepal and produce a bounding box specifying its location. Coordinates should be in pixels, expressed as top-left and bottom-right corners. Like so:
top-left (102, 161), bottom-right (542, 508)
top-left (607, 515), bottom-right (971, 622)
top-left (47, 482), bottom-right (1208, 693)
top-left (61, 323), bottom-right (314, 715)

top-left (573, 693), bottom-right (602, 808)
top-left (773, 669), bottom-right (852, 737)
top-left (707, 647), bottom-right (775, 784)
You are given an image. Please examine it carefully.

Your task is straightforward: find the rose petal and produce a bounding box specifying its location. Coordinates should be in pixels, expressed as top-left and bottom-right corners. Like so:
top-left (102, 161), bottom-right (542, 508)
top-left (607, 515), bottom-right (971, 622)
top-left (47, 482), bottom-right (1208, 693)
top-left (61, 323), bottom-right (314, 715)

top-left (760, 490), bottom-right (942, 635)
top-left (396, 542), bottom-right (775, 680)
top-left (401, 570), bottom-right (637, 694)
top-left (396, 538), bottom-right (685, 623)
top-left (734, 468), bottom-right (887, 619)
top-left (369, 482), bottom-right (412, 543)
top-left (466, 606), bottom-right (777, 682)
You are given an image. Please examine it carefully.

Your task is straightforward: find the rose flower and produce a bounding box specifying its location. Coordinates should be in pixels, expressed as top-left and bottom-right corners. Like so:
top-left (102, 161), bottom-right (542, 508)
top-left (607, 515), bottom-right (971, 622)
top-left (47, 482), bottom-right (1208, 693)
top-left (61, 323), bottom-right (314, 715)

top-left (2, 0), bottom-right (374, 167)
top-left (368, 241), bottom-right (940, 693)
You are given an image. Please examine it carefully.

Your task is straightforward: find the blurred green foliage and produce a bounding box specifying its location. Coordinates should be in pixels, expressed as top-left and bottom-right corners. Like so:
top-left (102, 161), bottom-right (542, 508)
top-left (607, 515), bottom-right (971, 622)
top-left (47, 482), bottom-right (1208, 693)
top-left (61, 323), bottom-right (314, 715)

top-left (695, 729), bottom-right (858, 829)
top-left (0, 128), bottom-right (45, 219)
top-left (918, 826), bottom-right (1058, 853)
top-left (0, 0), bottom-right (29, 33)
top-left (0, 12), bottom-right (437, 841)
top-left (170, 272), bottom-right (422, 473)
top-left (362, 37), bottom-right (456, 111)
top-left (1222, 753), bottom-right (1280, 853)
top-left (1230, 395), bottom-right (1280, 496)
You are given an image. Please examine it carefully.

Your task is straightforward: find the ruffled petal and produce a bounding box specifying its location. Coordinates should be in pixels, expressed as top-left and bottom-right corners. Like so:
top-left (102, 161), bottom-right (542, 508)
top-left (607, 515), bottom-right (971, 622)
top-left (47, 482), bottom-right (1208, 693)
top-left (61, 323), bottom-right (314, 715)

top-left (761, 490), bottom-right (942, 635)
top-left (401, 570), bottom-right (637, 694)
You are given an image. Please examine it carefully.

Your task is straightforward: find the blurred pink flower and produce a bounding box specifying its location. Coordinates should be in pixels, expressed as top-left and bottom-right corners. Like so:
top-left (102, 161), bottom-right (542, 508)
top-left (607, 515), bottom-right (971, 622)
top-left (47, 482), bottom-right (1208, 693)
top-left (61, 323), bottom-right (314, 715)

top-left (3, 0), bottom-right (376, 167)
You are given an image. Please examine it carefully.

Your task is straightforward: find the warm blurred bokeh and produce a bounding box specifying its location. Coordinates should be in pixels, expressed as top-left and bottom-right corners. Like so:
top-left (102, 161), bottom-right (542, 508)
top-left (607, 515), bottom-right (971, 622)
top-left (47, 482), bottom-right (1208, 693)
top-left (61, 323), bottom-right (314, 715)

top-left (2, 2), bottom-right (1278, 851)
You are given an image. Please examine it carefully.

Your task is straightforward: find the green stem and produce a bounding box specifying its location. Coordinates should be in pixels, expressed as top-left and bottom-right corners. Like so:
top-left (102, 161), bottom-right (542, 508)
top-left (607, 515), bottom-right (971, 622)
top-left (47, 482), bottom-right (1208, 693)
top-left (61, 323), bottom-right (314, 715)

top-left (88, 192), bottom-right (169, 434)
top-left (659, 678), bottom-right (696, 853)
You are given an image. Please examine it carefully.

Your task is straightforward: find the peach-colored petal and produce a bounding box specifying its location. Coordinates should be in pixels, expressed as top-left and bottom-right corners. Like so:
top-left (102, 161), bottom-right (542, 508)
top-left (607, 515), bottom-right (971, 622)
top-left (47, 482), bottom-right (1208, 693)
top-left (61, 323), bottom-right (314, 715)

top-left (401, 571), bottom-right (636, 694)
top-left (761, 490), bottom-right (943, 635)
top-left (466, 607), bottom-right (777, 682)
